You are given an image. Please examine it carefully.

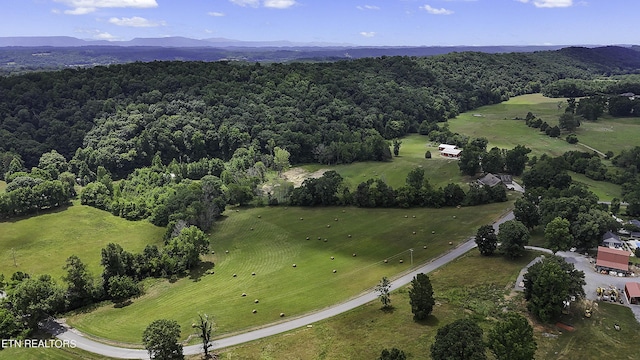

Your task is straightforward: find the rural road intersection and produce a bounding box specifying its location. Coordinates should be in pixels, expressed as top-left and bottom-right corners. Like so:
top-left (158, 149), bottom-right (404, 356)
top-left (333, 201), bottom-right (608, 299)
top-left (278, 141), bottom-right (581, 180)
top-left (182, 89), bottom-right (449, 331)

top-left (43, 211), bottom-right (515, 359)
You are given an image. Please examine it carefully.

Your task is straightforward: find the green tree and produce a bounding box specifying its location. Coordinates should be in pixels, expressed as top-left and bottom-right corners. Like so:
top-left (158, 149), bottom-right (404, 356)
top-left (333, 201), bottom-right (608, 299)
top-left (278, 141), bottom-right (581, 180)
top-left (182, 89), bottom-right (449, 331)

top-left (379, 348), bottom-right (406, 360)
top-left (513, 198), bottom-right (540, 230)
top-left (62, 255), bottom-right (97, 309)
top-left (497, 220), bottom-right (530, 259)
top-left (392, 139), bottom-right (402, 157)
top-left (375, 276), bottom-right (392, 309)
top-left (193, 314), bottom-right (214, 359)
top-left (558, 112), bottom-right (580, 132)
top-left (487, 313), bottom-right (537, 360)
top-left (9, 275), bottom-right (66, 330)
top-left (0, 308), bottom-right (25, 338)
top-left (142, 319), bottom-right (184, 360)
top-left (524, 255), bottom-right (585, 322)
top-left (544, 217), bottom-right (573, 253)
top-left (430, 319), bottom-right (486, 360)
top-left (482, 147), bottom-right (505, 174)
top-left (409, 273), bottom-right (435, 321)
top-left (107, 275), bottom-right (141, 303)
top-left (504, 145), bottom-right (531, 176)
top-left (610, 198), bottom-right (621, 215)
top-left (475, 224), bottom-right (498, 256)
top-left (571, 209), bottom-right (619, 250)
top-left (273, 146), bottom-right (290, 175)
top-left (164, 226), bottom-right (209, 273)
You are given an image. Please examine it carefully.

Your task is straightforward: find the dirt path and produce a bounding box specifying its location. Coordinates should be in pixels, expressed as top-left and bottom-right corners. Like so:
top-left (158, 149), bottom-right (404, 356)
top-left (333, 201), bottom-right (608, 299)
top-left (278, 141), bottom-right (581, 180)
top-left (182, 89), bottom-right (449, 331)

top-left (280, 168), bottom-right (330, 188)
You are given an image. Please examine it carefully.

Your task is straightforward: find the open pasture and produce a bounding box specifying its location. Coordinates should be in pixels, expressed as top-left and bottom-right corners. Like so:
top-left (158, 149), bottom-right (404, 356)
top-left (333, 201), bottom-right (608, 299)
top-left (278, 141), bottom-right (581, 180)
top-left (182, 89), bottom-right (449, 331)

top-left (303, 134), bottom-right (466, 189)
top-left (67, 202), bottom-right (513, 344)
top-left (0, 203), bottom-right (165, 280)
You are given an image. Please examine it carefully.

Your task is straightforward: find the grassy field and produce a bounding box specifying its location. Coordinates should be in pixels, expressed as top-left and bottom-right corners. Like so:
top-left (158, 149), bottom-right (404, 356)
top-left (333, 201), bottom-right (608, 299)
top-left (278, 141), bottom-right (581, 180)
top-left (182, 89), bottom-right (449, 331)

top-left (0, 202), bottom-right (165, 280)
top-left (302, 134), bottom-right (467, 190)
top-left (208, 249), bottom-right (640, 360)
top-left (66, 202), bottom-right (514, 344)
top-left (568, 171), bottom-right (622, 202)
top-left (578, 117), bottom-right (640, 156)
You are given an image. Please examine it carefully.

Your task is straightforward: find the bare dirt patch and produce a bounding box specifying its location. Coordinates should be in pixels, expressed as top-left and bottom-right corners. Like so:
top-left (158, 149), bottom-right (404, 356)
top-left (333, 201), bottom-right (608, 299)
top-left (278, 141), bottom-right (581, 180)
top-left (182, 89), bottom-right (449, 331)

top-left (281, 168), bottom-right (330, 188)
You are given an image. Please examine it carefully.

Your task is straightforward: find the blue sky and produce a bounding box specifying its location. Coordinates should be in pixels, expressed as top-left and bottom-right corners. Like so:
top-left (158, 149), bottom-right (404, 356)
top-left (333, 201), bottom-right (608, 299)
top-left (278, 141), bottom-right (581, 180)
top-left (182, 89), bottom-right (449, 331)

top-left (1, 0), bottom-right (637, 46)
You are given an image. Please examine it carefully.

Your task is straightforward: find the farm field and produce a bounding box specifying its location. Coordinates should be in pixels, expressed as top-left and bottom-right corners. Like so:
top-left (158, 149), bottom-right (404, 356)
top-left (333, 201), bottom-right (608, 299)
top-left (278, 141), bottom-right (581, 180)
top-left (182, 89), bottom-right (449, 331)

top-left (302, 134), bottom-right (467, 190)
top-left (66, 202), bottom-right (514, 344)
top-left (0, 203), bottom-right (165, 280)
top-left (210, 249), bottom-right (640, 360)
top-left (568, 171), bottom-right (622, 202)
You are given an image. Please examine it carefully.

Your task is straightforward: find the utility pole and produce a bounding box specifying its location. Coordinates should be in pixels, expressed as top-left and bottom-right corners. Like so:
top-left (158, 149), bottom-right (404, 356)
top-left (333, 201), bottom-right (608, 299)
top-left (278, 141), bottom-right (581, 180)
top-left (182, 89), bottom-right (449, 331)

top-left (409, 248), bottom-right (413, 266)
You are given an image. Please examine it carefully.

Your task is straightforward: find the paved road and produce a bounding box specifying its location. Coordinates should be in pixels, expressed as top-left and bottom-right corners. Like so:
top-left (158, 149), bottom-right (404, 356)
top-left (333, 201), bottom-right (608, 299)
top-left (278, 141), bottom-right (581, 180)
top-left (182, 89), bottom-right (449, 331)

top-left (44, 211), bottom-right (515, 359)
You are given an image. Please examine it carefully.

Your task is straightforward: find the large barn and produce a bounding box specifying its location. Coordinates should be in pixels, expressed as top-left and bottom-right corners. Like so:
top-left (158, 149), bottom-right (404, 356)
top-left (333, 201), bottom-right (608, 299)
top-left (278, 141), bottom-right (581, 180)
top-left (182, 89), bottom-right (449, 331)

top-left (625, 282), bottom-right (640, 305)
top-left (595, 246), bottom-right (629, 275)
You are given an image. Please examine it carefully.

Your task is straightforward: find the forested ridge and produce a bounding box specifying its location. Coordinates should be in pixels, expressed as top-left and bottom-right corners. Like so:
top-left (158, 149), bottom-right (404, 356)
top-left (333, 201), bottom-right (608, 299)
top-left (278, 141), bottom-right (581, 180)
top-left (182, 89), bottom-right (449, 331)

top-left (2, 46), bottom-right (640, 174)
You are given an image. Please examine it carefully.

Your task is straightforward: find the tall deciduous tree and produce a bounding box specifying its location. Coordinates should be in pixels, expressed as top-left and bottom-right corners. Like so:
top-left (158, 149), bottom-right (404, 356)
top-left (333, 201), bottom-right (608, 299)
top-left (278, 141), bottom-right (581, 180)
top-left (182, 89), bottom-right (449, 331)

top-left (62, 255), bottom-right (97, 309)
top-left (193, 314), bottom-right (213, 359)
top-left (544, 217), bottom-right (573, 253)
top-left (513, 198), bottom-right (540, 230)
top-left (408, 273), bottom-right (435, 321)
top-left (379, 348), bottom-right (406, 360)
top-left (430, 319), bottom-right (486, 360)
top-left (524, 255), bottom-right (585, 322)
top-left (475, 224), bottom-right (498, 256)
top-left (142, 319), bottom-right (184, 360)
top-left (375, 277), bottom-right (392, 309)
top-left (505, 145), bottom-right (531, 176)
top-left (497, 220), bottom-right (530, 259)
top-left (487, 313), bottom-right (537, 360)
top-left (9, 275), bottom-right (66, 330)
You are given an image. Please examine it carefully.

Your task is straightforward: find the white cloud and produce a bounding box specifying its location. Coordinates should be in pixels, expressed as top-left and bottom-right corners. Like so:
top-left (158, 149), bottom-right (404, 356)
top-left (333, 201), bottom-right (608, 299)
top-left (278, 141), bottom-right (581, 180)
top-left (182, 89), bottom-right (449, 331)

top-left (517, 0), bottom-right (573, 7)
top-left (55, 0), bottom-right (158, 14)
top-left (357, 5), bottom-right (380, 10)
top-left (229, 0), bottom-right (296, 9)
top-left (229, 0), bottom-right (260, 7)
top-left (420, 4), bottom-right (454, 15)
top-left (208, 12), bottom-right (225, 17)
top-left (263, 0), bottom-right (297, 8)
top-left (360, 31), bottom-right (376, 37)
top-left (109, 16), bottom-right (165, 27)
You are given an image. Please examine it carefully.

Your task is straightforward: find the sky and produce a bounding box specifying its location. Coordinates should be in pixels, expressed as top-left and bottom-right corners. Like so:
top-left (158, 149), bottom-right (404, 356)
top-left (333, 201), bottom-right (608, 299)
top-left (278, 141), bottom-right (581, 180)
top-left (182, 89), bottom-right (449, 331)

top-left (1, 0), bottom-right (638, 46)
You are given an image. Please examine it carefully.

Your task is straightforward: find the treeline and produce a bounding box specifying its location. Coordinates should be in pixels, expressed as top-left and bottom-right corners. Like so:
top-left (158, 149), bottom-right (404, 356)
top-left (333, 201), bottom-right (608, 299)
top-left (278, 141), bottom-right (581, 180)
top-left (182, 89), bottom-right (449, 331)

top-left (3, 47), bottom-right (640, 174)
top-left (290, 168), bottom-right (507, 209)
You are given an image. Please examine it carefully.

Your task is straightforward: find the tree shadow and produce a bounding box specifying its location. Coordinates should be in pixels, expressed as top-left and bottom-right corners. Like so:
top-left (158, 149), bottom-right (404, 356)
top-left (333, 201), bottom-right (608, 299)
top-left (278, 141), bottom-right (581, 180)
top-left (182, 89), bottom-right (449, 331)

top-left (113, 299), bottom-right (133, 308)
top-left (381, 306), bottom-right (396, 314)
top-left (0, 203), bottom-right (72, 223)
top-left (415, 315), bottom-right (440, 327)
top-left (189, 261), bottom-right (215, 282)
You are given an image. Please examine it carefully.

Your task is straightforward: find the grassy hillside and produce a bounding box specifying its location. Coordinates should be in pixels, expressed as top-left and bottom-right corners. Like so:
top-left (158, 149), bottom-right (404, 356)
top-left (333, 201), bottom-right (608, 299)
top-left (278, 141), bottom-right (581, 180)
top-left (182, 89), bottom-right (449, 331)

top-left (303, 134), bottom-right (466, 190)
top-left (67, 203), bottom-right (514, 344)
top-left (0, 202), bottom-right (165, 280)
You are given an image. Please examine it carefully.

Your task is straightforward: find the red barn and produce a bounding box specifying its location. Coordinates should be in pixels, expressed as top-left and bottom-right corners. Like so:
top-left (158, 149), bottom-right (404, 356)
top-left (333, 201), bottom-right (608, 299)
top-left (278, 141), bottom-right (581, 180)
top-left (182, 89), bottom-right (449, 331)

top-left (595, 246), bottom-right (629, 274)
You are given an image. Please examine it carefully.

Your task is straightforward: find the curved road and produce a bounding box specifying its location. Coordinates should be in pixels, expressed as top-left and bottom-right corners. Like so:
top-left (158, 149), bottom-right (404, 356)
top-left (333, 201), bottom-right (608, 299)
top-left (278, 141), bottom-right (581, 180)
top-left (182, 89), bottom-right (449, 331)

top-left (44, 211), bottom-right (515, 359)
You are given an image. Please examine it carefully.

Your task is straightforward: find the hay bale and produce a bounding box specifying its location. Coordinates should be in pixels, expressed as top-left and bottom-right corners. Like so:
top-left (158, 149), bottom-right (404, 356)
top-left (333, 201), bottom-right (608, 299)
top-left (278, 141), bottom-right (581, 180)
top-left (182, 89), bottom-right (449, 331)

top-left (318, 237), bottom-right (322, 240)
top-left (330, 256), bottom-right (334, 260)
top-left (352, 253), bottom-right (357, 257)
top-left (254, 299), bottom-right (259, 303)
top-left (233, 274), bottom-right (237, 277)
top-left (334, 218), bottom-right (338, 221)
top-left (326, 224), bottom-right (331, 228)
top-left (300, 217), bottom-right (304, 220)
top-left (241, 293), bottom-right (246, 297)
top-left (348, 234), bottom-right (352, 238)
top-left (258, 215), bottom-right (261, 218)
top-left (404, 215), bottom-right (408, 218)
top-left (423, 245), bottom-right (427, 249)
top-left (211, 250), bottom-right (215, 254)
top-left (384, 259), bottom-right (388, 263)
top-left (292, 264), bottom-right (297, 267)
top-left (453, 215), bottom-right (456, 219)
top-left (412, 231), bottom-right (416, 235)
top-left (448, 241), bottom-right (453, 245)
top-left (251, 272), bottom-right (256, 276)
top-left (280, 313), bottom-right (285, 317)
top-left (252, 309), bottom-right (257, 314)
top-left (431, 231), bottom-right (435, 234)
top-left (250, 227), bottom-right (254, 231)
top-left (306, 236), bottom-right (310, 240)
top-left (324, 238), bottom-right (328, 242)
top-left (342, 210), bottom-right (346, 213)
top-left (225, 250), bottom-right (229, 254)
top-left (399, 259), bottom-right (404, 263)
top-left (332, 269), bottom-right (337, 273)
top-left (412, 215), bottom-right (416, 218)
top-left (236, 210), bottom-right (239, 212)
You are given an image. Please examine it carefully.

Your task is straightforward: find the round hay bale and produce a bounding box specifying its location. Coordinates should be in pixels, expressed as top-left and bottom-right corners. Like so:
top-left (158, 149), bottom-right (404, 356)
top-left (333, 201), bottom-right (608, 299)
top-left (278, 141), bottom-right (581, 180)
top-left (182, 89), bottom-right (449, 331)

top-left (453, 215), bottom-right (456, 219)
top-left (292, 264), bottom-right (297, 267)
top-left (348, 234), bottom-right (352, 238)
top-left (254, 299), bottom-right (259, 303)
top-left (334, 218), bottom-right (338, 221)
top-left (225, 250), bottom-right (229, 254)
top-left (211, 250), bottom-right (215, 254)
top-left (250, 227), bottom-right (254, 231)
top-left (326, 224), bottom-right (331, 228)
top-left (252, 272), bottom-right (256, 276)
top-left (412, 215), bottom-right (416, 218)
top-left (252, 309), bottom-right (257, 314)
top-left (318, 237), bottom-right (322, 240)
top-left (241, 293), bottom-right (246, 297)
top-left (431, 230), bottom-right (435, 234)
top-left (384, 259), bottom-right (388, 263)
top-left (280, 313), bottom-right (285, 317)
top-left (257, 215), bottom-right (261, 218)
top-left (233, 273), bottom-right (237, 277)
top-left (448, 241), bottom-right (453, 245)
top-left (404, 215), bottom-right (408, 218)
top-left (330, 256), bottom-right (334, 260)
top-left (236, 210), bottom-right (239, 212)
top-left (342, 210), bottom-right (346, 213)
top-left (423, 245), bottom-right (427, 249)
top-left (332, 269), bottom-right (337, 273)
top-left (412, 231), bottom-right (416, 235)
top-left (324, 238), bottom-right (328, 242)
top-left (399, 259), bottom-right (404, 263)
top-left (352, 253), bottom-right (357, 257)
top-left (306, 236), bottom-right (310, 240)
top-left (300, 217), bottom-right (303, 220)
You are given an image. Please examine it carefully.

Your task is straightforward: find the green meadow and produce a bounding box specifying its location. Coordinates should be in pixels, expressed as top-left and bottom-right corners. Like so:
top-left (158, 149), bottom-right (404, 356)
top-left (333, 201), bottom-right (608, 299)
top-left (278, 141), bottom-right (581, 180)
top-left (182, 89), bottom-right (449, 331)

top-left (0, 203), bottom-right (165, 280)
top-left (66, 202), bottom-right (514, 344)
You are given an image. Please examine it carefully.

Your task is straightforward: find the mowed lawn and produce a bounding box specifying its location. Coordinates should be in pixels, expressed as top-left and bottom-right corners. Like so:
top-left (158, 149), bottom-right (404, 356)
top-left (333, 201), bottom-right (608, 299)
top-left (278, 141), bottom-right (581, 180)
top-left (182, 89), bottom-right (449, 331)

top-left (67, 202), bottom-right (514, 344)
top-left (303, 134), bottom-right (468, 190)
top-left (0, 203), bottom-right (165, 280)
top-left (212, 249), bottom-right (640, 360)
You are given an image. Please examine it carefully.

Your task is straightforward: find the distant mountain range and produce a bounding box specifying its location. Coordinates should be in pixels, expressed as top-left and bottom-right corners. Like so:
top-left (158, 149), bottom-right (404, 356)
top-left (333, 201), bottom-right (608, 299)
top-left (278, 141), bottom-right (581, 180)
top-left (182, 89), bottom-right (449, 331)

top-left (0, 36), bottom-right (638, 73)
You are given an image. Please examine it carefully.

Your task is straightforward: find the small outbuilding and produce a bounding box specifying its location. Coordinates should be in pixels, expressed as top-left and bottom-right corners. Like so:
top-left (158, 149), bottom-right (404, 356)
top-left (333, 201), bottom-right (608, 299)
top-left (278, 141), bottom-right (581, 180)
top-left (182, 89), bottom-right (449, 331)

top-left (595, 246), bottom-right (629, 275)
top-left (625, 282), bottom-right (640, 305)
